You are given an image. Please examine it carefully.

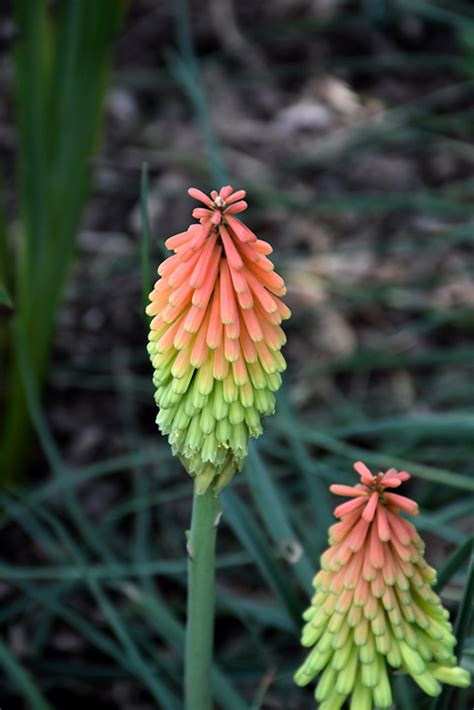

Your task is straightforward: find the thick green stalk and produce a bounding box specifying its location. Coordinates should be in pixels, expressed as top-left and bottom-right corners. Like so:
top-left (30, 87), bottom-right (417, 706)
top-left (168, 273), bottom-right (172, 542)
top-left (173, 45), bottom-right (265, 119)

top-left (185, 485), bottom-right (220, 710)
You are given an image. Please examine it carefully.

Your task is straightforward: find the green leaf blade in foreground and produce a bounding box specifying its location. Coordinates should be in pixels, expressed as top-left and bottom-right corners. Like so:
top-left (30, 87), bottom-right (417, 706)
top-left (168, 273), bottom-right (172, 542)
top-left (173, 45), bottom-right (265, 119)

top-left (221, 488), bottom-right (302, 628)
top-left (245, 444), bottom-right (314, 591)
top-left (0, 636), bottom-right (52, 710)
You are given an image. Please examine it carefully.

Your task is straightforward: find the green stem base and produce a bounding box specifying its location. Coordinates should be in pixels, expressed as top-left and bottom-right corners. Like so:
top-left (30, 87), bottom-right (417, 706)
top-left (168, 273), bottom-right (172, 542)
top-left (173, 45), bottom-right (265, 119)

top-left (185, 485), bottom-right (220, 710)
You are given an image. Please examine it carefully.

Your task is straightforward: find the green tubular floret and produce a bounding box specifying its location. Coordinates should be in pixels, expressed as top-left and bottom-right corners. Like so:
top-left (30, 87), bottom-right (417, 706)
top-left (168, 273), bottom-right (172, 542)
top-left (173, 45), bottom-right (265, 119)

top-left (334, 621), bottom-right (351, 649)
top-left (319, 691), bottom-right (347, 710)
top-left (254, 388), bottom-right (275, 414)
top-left (229, 422), bottom-right (248, 452)
top-left (184, 416), bottom-right (202, 451)
top-left (302, 623), bottom-right (325, 648)
top-left (359, 633), bottom-right (375, 664)
top-left (199, 401), bottom-right (215, 435)
top-left (336, 644), bottom-right (358, 694)
top-left (223, 376), bottom-right (238, 403)
top-left (430, 665), bottom-right (471, 687)
top-left (361, 652), bottom-right (380, 688)
top-left (229, 400), bottom-right (245, 424)
top-left (201, 434), bottom-right (217, 463)
top-left (375, 632), bottom-right (391, 655)
top-left (191, 385), bottom-right (207, 410)
top-left (183, 393), bottom-right (198, 418)
top-left (172, 367), bottom-right (194, 394)
top-left (332, 638), bottom-right (353, 670)
top-left (265, 371), bottom-right (282, 391)
top-left (354, 620), bottom-right (368, 646)
top-left (216, 418), bottom-right (231, 444)
top-left (310, 645), bottom-right (334, 676)
top-left (160, 381), bottom-right (180, 409)
top-left (408, 668), bottom-right (442, 697)
top-left (318, 629), bottom-right (335, 653)
top-left (315, 664), bottom-right (338, 702)
top-left (168, 428), bottom-right (185, 447)
top-left (302, 605), bottom-right (317, 622)
top-left (197, 364), bottom-right (214, 395)
top-left (399, 641), bottom-right (425, 674)
top-left (401, 621), bottom-right (419, 650)
top-left (431, 642), bottom-right (457, 664)
top-left (273, 350), bottom-right (287, 372)
top-left (239, 382), bottom-right (254, 407)
top-left (328, 611), bottom-right (345, 634)
top-left (425, 616), bottom-right (452, 641)
top-left (294, 666), bottom-right (314, 688)
top-left (416, 632), bottom-right (433, 662)
top-left (156, 407), bottom-right (174, 431)
top-left (172, 406), bottom-right (190, 431)
top-left (245, 407), bottom-right (263, 436)
top-left (350, 675), bottom-right (371, 710)
top-left (248, 361), bottom-right (267, 389)
top-left (372, 659), bottom-right (392, 708)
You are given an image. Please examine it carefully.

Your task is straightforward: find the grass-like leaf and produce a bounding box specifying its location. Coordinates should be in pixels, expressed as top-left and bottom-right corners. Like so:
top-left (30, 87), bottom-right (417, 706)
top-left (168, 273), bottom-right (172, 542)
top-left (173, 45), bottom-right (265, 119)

top-left (0, 636), bottom-right (52, 710)
top-left (221, 488), bottom-right (302, 628)
top-left (0, 0), bottom-right (127, 481)
top-left (245, 443), bottom-right (314, 591)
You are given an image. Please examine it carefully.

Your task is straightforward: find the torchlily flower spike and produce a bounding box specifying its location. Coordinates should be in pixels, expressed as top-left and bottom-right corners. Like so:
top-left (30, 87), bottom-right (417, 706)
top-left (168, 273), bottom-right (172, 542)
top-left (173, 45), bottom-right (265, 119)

top-left (146, 186), bottom-right (290, 494)
top-left (294, 462), bottom-right (471, 709)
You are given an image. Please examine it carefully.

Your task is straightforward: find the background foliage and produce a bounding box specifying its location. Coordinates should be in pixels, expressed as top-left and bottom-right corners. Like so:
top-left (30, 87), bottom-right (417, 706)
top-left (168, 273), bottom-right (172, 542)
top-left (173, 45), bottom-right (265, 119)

top-left (0, 1), bottom-right (473, 708)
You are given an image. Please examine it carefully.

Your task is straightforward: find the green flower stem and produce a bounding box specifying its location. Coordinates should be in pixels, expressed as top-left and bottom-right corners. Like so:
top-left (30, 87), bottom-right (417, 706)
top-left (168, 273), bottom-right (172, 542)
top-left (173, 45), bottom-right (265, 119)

top-left (185, 484), bottom-right (220, 710)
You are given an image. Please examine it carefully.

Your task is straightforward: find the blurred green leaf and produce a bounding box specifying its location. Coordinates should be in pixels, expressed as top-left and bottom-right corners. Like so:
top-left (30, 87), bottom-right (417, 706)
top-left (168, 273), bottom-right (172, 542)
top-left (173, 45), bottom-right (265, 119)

top-left (272, 422), bottom-right (474, 492)
top-left (1, 0), bottom-right (128, 481)
top-left (0, 283), bottom-right (12, 308)
top-left (0, 637), bottom-right (52, 710)
top-left (245, 444), bottom-right (314, 591)
top-left (221, 488), bottom-right (302, 628)
top-left (435, 537), bottom-right (474, 592)
top-left (140, 161), bottom-right (153, 311)
top-left (126, 584), bottom-right (248, 709)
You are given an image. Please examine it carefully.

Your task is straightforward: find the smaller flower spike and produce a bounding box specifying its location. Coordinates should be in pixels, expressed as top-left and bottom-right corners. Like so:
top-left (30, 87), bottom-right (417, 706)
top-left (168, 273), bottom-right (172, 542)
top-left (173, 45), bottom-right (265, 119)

top-left (146, 187), bottom-right (290, 494)
top-left (294, 462), bottom-right (471, 709)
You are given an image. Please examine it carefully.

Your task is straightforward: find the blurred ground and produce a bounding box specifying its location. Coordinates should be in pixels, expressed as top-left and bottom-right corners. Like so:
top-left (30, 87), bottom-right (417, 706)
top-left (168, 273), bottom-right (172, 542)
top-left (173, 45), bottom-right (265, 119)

top-left (0, 1), bottom-right (473, 708)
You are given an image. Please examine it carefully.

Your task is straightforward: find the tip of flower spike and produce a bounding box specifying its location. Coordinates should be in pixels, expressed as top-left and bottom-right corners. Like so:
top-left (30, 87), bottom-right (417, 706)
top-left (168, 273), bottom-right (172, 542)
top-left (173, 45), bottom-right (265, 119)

top-left (331, 461), bottom-right (419, 520)
top-left (187, 186), bottom-right (248, 219)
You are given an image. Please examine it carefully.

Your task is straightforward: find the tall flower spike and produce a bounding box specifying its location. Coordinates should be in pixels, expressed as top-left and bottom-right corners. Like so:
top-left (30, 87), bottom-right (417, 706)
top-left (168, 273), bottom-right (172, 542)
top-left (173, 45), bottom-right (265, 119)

top-left (146, 186), bottom-right (290, 494)
top-left (294, 462), bottom-right (470, 709)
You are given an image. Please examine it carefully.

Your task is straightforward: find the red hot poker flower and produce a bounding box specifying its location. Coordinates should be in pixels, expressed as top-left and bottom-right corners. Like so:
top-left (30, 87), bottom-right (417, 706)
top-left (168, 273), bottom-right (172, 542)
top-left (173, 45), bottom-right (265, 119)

top-left (294, 462), bottom-right (471, 709)
top-left (146, 186), bottom-right (290, 494)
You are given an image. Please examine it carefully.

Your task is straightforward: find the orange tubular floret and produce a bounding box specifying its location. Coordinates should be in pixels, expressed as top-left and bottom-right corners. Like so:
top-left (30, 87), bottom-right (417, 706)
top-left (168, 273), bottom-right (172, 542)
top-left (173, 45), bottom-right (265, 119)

top-left (226, 189), bottom-right (246, 205)
top-left (376, 505), bottom-right (391, 541)
top-left (330, 484), bottom-right (367, 498)
top-left (362, 491), bottom-right (379, 522)
top-left (219, 225), bottom-right (244, 271)
top-left (334, 496), bottom-right (367, 519)
top-left (384, 492), bottom-right (419, 515)
top-left (187, 187), bottom-right (213, 206)
top-left (225, 214), bottom-right (256, 242)
top-left (219, 260), bottom-right (238, 325)
top-left (189, 234), bottom-right (218, 289)
top-left (206, 282), bottom-right (223, 349)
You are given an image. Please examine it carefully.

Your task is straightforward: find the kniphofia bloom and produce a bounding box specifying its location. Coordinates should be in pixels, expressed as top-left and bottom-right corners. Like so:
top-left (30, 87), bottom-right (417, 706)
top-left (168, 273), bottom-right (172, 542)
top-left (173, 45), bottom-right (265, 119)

top-left (295, 462), bottom-right (470, 709)
top-left (146, 186), bottom-right (290, 493)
